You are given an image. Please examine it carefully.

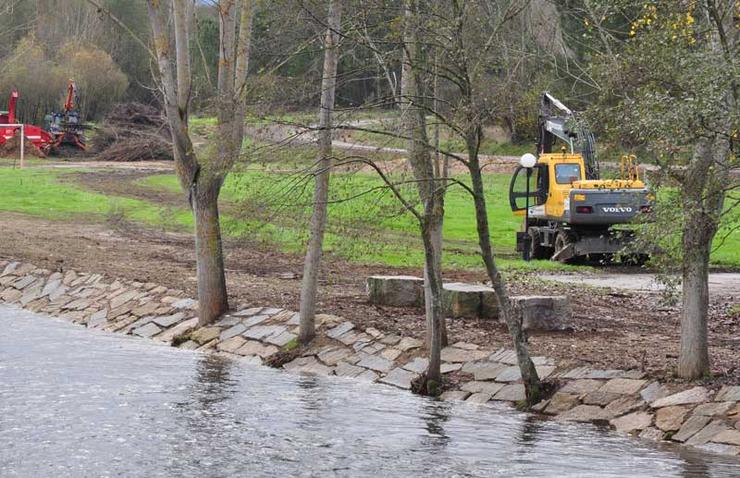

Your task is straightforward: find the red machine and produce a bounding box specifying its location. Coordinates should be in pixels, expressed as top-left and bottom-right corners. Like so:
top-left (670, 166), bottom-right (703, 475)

top-left (0, 89), bottom-right (54, 155)
top-left (47, 80), bottom-right (86, 152)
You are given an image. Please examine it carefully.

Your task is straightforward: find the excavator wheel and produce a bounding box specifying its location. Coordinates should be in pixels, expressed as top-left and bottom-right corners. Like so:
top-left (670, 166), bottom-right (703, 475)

top-left (527, 228), bottom-right (551, 260)
top-left (552, 230), bottom-right (576, 263)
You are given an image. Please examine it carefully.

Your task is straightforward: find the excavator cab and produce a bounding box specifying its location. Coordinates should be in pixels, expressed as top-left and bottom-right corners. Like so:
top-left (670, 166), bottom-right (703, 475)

top-left (508, 93), bottom-right (653, 263)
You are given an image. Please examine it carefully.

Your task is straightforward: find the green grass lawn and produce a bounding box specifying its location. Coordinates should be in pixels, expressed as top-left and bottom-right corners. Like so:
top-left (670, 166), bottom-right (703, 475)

top-left (0, 164), bottom-right (737, 270)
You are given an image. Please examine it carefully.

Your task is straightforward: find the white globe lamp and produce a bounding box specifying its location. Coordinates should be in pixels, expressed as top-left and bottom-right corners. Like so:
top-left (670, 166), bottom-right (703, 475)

top-left (519, 153), bottom-right (537, 169)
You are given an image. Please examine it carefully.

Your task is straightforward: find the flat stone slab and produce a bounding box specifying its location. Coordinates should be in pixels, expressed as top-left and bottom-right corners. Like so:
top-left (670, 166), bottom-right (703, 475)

top-left (655, 405), bottom-right (689, 432)
top-left (440, 347), bottom-right (487, 363)
top-left (673, 415), bottom-right (713, 442)
top-left (367, 275), bottom-right (424, 307)
top-left (461, 381), bottom-right (505, 396)
top-left (599, 378), bottom-right (647, 395)
top-left (236, 307), bottom-right (263, 317)
top-left (172, 298), bottom-right (197, 309)
top-left (190, 326), bottom-right (221, 345)
top-left (356, 353), bottom-right (394, 373)
top-left (242, 325), bottom-right (285, 340)
top-left (440, 390), bottom-right (471, 401)
top-left (317, 346), bottom-right (352, 366)
top-left (511, 295), bottom-right (571, 331)
top-left (610, 412), bottom-right (653, 433)
top-left (686, 420), bottom-right (730, 446)
top-left (327, 321), bottom-right (355, 339)
top-left (335, 362), bottom-right (366, 378)
top-left (242, 314), bottom-right (271, 327)
top-left (605, 396), bottom-right (645, 417)
top-left (560, 379), bottom-right (603, 395)
top-left (379, 368), bottom-right (417, 390)
top-left (402, 357), bottom-right (429, 374)
top-left (217, 336), bottom-right (247, 353)
top-left (651, 387), bottom-right (711, 408)
top-left (472, 363), bottom-right (507, 381)
top-left (715, 386), bottom-right (740, 402)
top-left (639, 427), bottom-right (665, 441)
top-left (397, 337), bottom-right (422, 352)
top-left (235, 340), bottom-right (278, 358)
top-left (283, 356), bottom-right (333, 376)
top-left (466, 392), bottom-right (493, 404)
top-left (492, 384), bottom-right (526, 402)
top-left (220, 323), bottom-right (247, 341)
top-left (488, 349), bottom-right (518, 365)
top-left (265, 331), bottom-right (297, 347)
top-left (132, 322), bottom-right (162, 338)
top-left (156, 317), bottom-right (198, 343)
top-left (711, 430), bottom-right (740, 446)
top-left (153, 312), bottom-right (186, 328)
top-left (544, 393), bottom-right (580, 415)
top-left (640, 382), bottom-right (670, 404)
top-left (441, 363), bottom-right (462, 374)
top-left (694, 401), bottom-right (736, 417)
top-left (557, 405), bottom-right (612, 423)
top-left (380, 348), bottom-right (402, 361)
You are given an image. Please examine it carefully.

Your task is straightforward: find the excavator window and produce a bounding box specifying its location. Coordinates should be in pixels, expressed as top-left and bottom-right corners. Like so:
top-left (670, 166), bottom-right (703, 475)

top-left (555, 163), bottom-right (581, 184)
top-left (509, 164), bottom-right (548, 211)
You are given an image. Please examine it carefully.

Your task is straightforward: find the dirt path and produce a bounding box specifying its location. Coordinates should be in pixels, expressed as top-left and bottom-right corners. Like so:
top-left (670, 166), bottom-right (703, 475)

top-left (544, 272), bottom-right (740, 298)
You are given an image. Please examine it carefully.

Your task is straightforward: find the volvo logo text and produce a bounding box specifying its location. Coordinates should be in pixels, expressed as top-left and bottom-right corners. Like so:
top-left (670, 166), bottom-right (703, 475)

top-left (602, 206), bottom-right (633, 213)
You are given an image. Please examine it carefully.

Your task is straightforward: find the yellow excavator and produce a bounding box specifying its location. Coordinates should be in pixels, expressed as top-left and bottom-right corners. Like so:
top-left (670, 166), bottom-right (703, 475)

top-left (508, 93), bottom-right (654, 263)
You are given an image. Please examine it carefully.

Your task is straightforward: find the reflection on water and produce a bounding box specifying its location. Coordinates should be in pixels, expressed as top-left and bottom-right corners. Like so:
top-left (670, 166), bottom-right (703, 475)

top-left (1, 305), bottom-right (738, 477)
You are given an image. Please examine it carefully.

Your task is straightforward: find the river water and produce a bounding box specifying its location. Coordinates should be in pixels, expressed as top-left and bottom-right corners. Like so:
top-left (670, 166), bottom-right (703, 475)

top-left (1, 305), bottom-right (739, 478)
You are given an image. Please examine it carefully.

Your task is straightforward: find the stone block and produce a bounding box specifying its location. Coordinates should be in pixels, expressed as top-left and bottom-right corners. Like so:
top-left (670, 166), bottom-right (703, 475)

top-left (715, 386), bottom-right (740, 402)
top-left (492, 384), bottom-right (526, 402)
top-left (557, 405), bottom-right (612, 423)
top-left (367, 275), bottom-right (424, 307)
top-left (440, 390), bottom-right (471, 401)
top-left (511, 295), bottom-right (571, 332)
top-left (379, 368), bottom-right (417, 390)
top-left (651, 387), bottom-right (710, 408)
top-left (610, 412), bottom-right (653, 433)
top-left (655, 405), bottom-right (688, 432)
top-left (466, 393), bottom-right (493, 404)
top-left (544, 393), bottom-right (580, 415)
top-left (442, 282), bottom-right (499, 319)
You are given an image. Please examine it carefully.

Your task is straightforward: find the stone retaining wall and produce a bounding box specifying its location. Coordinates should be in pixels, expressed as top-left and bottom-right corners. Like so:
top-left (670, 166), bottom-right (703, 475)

top-left (1, 259), bottom-right (738, 458)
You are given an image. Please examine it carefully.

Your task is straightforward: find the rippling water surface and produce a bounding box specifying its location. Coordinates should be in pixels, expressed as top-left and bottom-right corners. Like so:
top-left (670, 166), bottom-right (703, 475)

top-left (1, 305), bottom-right (738, 477)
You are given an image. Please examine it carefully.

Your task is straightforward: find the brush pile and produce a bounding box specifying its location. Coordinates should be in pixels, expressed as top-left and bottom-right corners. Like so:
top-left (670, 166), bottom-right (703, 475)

top-left (0, 131), bottom-right (45, 158)
top-left (92, 103), bottom-right (173, 162)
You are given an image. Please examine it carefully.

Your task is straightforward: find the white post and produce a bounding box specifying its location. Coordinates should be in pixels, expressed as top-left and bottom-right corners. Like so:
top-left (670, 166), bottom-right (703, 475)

top-left (0, 124), bottom-right (25, 168)
top-left (20, 124), bottom-right (24, 169)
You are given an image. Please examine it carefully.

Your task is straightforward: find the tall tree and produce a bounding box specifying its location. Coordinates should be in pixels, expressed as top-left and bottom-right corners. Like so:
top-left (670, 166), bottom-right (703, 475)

top-left (143, 0), bottom-right (255, 325)
top-left (585, 0), bottom-right (737, 378)
top-left (299, 0), bottom-right (343, 344)
top-left (401, 0), bottom-right (447, 391)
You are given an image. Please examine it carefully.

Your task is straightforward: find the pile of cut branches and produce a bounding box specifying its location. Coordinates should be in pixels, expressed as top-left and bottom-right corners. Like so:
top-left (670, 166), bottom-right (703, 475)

top-left (92, 102), bottom-right (173, 162)
top-left (0, 132), bottom-right (45, 158)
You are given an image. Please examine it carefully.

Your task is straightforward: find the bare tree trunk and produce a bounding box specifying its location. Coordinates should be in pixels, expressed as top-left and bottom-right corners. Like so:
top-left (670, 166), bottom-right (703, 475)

top-left (193, 178), bottom-right (229, 323)
top-left (402, 0), bottom-right (446, 390)
top-left (466, 131), bottom-right (541, 405)
top-left (299, 0), bottom-right (343, 344)
top-left (677, 132), bottom-right (730, 378)
top-left (145, 0), bottom-right (255, 326)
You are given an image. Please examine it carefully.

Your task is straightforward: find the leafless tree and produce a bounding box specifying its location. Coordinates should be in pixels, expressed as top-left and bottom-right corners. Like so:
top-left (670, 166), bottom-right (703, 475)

top-left (299, 0), bottom-right (343, 343)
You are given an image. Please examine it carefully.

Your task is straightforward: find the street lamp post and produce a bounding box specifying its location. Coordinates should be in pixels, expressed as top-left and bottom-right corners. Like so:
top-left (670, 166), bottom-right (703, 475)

top-left (519, 153), bottom-right (537, 261)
